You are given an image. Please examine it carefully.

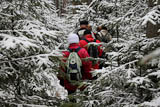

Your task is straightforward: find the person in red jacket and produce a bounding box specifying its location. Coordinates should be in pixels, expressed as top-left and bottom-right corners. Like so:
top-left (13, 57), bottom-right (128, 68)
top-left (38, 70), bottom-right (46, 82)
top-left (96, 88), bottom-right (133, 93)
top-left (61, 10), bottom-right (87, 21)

top-left (59, 33), bottom-right (93, 94)
top-left (77, 20), bottom-right (89, 40)
top-left (79, 30), bottom-right (103, 69)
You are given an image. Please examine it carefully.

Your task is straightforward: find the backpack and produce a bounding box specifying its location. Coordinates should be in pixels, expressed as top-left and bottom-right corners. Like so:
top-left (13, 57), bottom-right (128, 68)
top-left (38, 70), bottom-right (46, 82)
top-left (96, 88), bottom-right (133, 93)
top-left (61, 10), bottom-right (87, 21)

top-left (98, 30), bottom-right (112, 43)
top-left (77, 29), bottom-right (86, 39)
top-left (66, 47), bottom-right (82, 81)
top-left (83, 38), bottom-right (99, 58)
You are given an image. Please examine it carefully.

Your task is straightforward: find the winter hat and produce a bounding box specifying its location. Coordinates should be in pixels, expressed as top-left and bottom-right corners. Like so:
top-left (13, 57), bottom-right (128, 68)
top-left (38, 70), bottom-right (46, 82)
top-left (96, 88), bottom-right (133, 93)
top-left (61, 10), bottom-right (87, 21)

top-left (101, 26), bottom-right (108, 30)
top-left (80, 20), bottom-right (89, 25)
top-left (67, 33), bottom-right (79, 44)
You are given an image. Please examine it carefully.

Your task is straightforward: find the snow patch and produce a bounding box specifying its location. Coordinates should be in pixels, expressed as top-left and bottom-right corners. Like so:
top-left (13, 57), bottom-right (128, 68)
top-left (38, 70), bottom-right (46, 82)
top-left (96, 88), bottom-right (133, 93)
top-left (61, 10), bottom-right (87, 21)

top-left (0, 33), bottom-right (38, 49)
top-left (141, 97), bottom-right (160, 107)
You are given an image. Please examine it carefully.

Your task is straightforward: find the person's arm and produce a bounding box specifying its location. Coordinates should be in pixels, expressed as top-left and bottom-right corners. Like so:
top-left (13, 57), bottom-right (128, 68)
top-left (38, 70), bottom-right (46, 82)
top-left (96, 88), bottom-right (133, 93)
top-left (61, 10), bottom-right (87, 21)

top-left (106, 32), bottom-right (112, 41)
top-left (79, 40), bottom-right (88, 51)
top-left (96, 40), bottom-right (103, 57)
top-left (80, 48), bottom-right (93, 80)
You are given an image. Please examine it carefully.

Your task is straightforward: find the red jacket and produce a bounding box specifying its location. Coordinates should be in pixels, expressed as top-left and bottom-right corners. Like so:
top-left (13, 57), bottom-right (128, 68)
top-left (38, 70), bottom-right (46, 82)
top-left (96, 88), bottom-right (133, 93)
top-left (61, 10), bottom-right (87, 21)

top-left (61, 43), bottom-right (92, 92)
top-left (79, 34), bottom-right (103, 69)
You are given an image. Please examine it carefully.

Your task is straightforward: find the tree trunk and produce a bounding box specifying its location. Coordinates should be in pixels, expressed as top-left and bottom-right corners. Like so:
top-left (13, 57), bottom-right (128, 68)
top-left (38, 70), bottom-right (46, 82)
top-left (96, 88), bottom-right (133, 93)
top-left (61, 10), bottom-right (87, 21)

top-left (146, 22), bottom-right (160, 38)
top-left (146, 0), bottom-right (160, 38)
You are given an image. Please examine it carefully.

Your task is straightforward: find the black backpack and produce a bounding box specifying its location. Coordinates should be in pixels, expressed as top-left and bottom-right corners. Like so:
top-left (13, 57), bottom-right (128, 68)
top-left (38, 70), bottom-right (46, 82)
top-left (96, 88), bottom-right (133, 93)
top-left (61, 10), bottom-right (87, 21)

top-left (83, 38), bottom-right (99, 58)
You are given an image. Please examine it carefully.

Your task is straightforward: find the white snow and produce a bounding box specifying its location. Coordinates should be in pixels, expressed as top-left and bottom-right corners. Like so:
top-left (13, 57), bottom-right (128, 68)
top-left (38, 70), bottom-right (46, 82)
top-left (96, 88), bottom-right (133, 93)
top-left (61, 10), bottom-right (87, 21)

top-left (0, 33), bottom-right (38, 49)
top-left (141, 97), bottom-right (160, 107)
top-left (142, 9), bottom-right (160, 25)
top-left (148, 70), bottom-right (160, 78)
top-left (42, 71), bottom-right (68, 100)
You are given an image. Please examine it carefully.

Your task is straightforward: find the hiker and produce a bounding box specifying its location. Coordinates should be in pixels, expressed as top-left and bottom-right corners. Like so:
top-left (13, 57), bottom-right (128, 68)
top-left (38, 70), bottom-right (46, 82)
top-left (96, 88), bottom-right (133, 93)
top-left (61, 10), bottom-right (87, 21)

top-left (79, 30), bottom-right (103, 69)
top-left (96, 26), bottom-right (102, 32)
top-left (95, 26), bottom-right (112, 43)
top-left (59, 33), bottom-right (93, 94)
top-left (87, 24), bottom-right (96, 39)
top-left (95, 26), bottom-right (102, 41)
top-left (77, 20), bottom-right (89, 40)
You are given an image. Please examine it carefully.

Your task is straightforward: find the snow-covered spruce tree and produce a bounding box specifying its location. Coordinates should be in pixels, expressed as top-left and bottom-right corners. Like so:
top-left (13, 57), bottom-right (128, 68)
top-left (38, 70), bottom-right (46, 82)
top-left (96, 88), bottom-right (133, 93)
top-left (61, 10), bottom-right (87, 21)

top-left (61, 1), bottom-right (91, 33)
top-left (116, 1), bottom-right (160, 106)
top-left (0, 0), bottom-right (67, 105)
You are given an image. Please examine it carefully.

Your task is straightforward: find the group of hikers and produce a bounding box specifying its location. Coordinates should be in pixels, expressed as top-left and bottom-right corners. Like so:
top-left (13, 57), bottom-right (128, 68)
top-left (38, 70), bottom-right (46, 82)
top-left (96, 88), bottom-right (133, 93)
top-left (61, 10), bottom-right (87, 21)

top-left (58, 20), bottom-right (112, 94)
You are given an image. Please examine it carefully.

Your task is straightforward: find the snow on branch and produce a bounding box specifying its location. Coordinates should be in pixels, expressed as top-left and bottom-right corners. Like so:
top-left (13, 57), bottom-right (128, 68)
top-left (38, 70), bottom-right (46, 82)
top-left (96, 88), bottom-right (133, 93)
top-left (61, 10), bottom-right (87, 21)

top-left (0, 13), bottom-right (13, 17)
top-left (0, 33), bottom-right (38, 49)
top-left (96, 60), bottom-right (139, 81)
top-left (148, 70), bottom-right (160, 78)
top-left (127, 76), bottom-right (150, 85)
top-left (141, 97), bottom-right (160, 106)
top-left (0, 50), bottom-right (63, 64)
top-left (98, 1), bottom-right (117, 8)
top-left (141, 6), bottom-right (160, 26)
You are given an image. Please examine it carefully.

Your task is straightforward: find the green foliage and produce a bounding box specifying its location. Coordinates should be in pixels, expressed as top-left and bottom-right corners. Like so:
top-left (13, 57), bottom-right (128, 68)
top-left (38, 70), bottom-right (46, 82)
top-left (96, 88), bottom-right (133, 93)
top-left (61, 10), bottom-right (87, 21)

top-left (60, 102), bottom-right (81, 107)
top-left (0, 0), bottom-right (67, 105)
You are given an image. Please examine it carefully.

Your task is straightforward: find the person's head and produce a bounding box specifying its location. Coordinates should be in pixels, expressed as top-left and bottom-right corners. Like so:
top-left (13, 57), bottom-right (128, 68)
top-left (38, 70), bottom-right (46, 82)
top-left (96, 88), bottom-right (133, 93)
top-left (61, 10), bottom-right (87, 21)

top-left (101, 26), bottom-right (108, 30)
top-left (67, 33), bottom-right (79, 45)
top-left (83, 29), bottom-right (92, 36)
top-left (96, 26), bottom-right (102, 32)
top-left (87, 24), bottom-right (92, 31)
top-left (80, 20), bottom-right (89, 29)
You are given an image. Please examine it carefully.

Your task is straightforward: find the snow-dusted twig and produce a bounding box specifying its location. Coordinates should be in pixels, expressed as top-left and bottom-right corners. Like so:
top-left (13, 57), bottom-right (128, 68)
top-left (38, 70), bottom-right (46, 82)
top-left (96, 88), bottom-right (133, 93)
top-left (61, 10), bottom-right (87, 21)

top-left (97, 60), bottom-right (139, 80)
top-left (0, 51), bottom-right (63, 64)
top-left (82, 57), bottom-right (106, 62)
top-left (0, 13), bottom-right (14, 17)
top-left (0, 30), bottom-right (59, 32)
